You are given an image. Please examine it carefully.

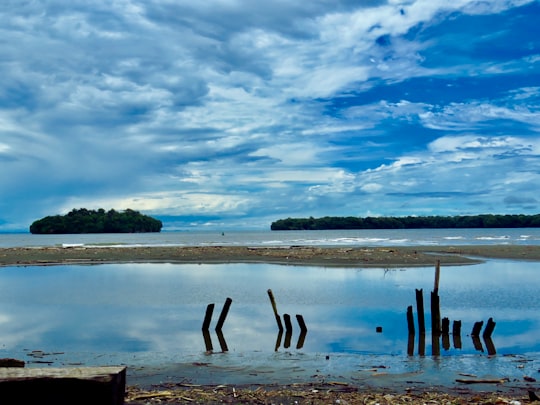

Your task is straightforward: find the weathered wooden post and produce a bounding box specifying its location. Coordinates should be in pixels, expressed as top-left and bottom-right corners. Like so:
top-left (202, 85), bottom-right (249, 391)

top-left (452, 320), bottom-right (462, 349)
top-left (472, 335), bottom-right (484, 352)
top-left (415, 288), bottom-right (426, 356)
top-left (441, 317), bottom-right (449, 334)
top-left (406, 306), bottom-right (415, 335)
top-left (215, 297), bottom-right (232, 332)
top-left (431, 261), bottom-right (442, 356)
top-left (296, 314), bottom-right (308, 349)
top-left (441, 317), bottom-right (450, 350)
top-left (216, 330), bottom-right (228, 352)
top-left (418, 330), bottom-right (425, 356)
top-left (407, 333), bottom-right (415, 356)
top-left (202, 303), bottom-right (215, 331)
top-left (268, 289), bottom-right (284, 332)
top-left (202, 329), bottom-right (213, 352)
top-left (434, 260), bottom-right (441, 292)
top-left (430, 292), bottom-right (441, 355)
top-left (283, 314), bottom-right (293, 348)
top-left (274, 330), bottom-right (283, 351)
top-left (483, 318), bottom-right (496, 339)
top-left (202, 303), bottom-right (215, 352)
top-left (415, 289), bottom-right (425, 334)
top-left (484, 336), bottom-right (496, 356)
top-left (471, 321), bottom-right (484, 337)
top-left (296, 314), bottom-right (308, 333)
top-left (407, 305), bottom-right (415, 356)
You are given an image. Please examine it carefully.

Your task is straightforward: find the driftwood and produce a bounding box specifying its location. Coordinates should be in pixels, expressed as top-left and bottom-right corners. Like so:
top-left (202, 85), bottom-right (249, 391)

top-left (0, 366), bottom-right (126, 405)
top-left (455, 377), bottom-right (507, 384)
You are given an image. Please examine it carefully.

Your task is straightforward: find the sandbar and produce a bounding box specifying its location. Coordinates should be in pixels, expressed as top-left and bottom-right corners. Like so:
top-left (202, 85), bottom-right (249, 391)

top-left (1, 244), bottom-right (540, 267)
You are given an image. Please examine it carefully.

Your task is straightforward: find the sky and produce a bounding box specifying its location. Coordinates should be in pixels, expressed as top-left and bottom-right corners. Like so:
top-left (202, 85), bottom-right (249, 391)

top-left (1, 0), bottom-right (540, 232)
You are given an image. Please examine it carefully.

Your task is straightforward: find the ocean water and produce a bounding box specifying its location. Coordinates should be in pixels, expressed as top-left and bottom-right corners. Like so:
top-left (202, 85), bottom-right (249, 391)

top-left (0, 260), bottom-right (539, 387)
top-left (1, 227), bottom-right (540, 248)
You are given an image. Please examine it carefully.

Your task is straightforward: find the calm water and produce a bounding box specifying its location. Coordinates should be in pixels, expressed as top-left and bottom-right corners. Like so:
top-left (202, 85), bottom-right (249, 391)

top-left (0, 260), bottom-right (538, 370)
top-left (1, 228), bottom-right (540, 248)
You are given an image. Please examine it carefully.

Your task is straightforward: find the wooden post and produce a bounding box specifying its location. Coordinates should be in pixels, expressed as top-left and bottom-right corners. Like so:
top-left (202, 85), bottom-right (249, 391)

top-left (432, 332), bottom-right (440, 356)
top-left (406, 305), bottom-right (415, 335)
top-left (452, 320), bottom-right (462, 349)
top-left (407, 332), bottom-right (415, 356)
top-left (418, 330), bottom-right (425, 356)
top-left (430, 285), bottom-right (441, 356)
top-left (296, 314), bottom-right (307, 333)
top-left (267, 289), bottom-right (284, 332)
top-left (295, 314), bottom-right (308, 349)
top-left (430, 291), bottom-right (441, 336)
top-left (215, 298), bottom-right (232, 332)
top-left (274, 330), bottom-right (283, 351)
top-left (202, 329), bottom-right (213, 352)
top-left (283, 314), bottom-right (293, 348)
top-left (216, 330), bottom-right (228, 352)
top-left (441, 317), bottom-right (450, 351)
top-left (471, 321), bottom-right (484, 337)
top-left (434, 260), bottom-right (441, 293)
top-left (483, 318), bottom-right (496, 338)
top-left (202, 303), bottom-right (215, 331)
top-left (484, 336), bottom-right (496, 355)
top-left (407, 305), bottom-right (415, 355)
top-left (415, 289), bottom-right (425, 334)
top-left (283, 313), bottom-right (293, 333)
top-left (441, 317), bottom-right (450, 335)
top-left (472, 336), bottom-right (484, 351)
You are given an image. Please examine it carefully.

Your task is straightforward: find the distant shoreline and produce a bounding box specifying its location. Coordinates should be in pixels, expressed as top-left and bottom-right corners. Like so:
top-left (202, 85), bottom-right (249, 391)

top-left (1, 244), bottom-right (540, 267)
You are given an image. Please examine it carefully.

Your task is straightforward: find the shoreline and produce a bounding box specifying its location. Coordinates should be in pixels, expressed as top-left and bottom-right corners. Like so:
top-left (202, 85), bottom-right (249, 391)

top-left (1, 244), bottom-right (540, 267)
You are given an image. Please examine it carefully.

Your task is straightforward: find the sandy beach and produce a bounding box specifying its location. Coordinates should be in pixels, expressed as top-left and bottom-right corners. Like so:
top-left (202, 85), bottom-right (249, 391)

top-left (2, 244), bottom-right (539, 404)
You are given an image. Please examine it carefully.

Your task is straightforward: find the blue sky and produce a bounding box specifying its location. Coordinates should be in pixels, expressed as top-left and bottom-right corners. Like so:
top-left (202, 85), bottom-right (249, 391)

top-left (1, 0), bottom-right (539, 231)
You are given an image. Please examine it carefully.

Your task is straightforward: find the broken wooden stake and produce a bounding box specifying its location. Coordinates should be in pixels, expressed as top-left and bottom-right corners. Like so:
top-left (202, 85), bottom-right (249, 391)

top-left (283, 313), bottom-right (293, 333)
top-left (215, 297), bottom-right (232, 332)
top-left (267, 289), bottom-right (284, 332)
top-left (434, 260), bottom-right (441, 293)
top-left (406, 305), bottom-right (415, 335)
top-left (202, 303), bottom-right (215, 331)
top-left (296, 314), bottom-right (307, 333)
top-left (216, 330), bottom-right (228, 352)
top-left (202, 329), bottom-right (213, 352)
top-left (484, 336), bottom-right (496, 356)
top-left (415, 288), bottom-right (425, 334)
top-left (430, 290), bottom-right (441, 336)
top-left (441, 317), bottom-right (450, 335)
top-left (407, 332), bottom-right (414, 356)
top-left (471, 321), bottom-right (484, 337)
top-left (483, 317), bottom-right (496, 339)
top-left (453, 320), bottom-right (462, 349)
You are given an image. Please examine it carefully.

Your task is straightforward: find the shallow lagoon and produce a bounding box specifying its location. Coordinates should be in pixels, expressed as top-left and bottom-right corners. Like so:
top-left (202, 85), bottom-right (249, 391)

top-left (0, 260), bottom-right (539, 387)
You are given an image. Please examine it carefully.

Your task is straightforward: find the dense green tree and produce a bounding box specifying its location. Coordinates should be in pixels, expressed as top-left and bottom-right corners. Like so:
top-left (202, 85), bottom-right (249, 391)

top-left (270, 214), bottom-right (540, 230)
top-left (30, 208), bottom-right (162, 234)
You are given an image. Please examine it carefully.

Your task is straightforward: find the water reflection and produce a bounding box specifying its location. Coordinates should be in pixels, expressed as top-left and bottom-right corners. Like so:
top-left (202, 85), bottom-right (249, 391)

top-left (0, 260), bottom-right (538, 367)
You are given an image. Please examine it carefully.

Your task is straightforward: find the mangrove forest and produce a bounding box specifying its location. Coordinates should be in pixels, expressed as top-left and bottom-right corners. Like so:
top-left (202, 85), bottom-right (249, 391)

top-left (30, 208), bottom-right (163, 234)
top-left (270, 214), bottom-right (540, 230)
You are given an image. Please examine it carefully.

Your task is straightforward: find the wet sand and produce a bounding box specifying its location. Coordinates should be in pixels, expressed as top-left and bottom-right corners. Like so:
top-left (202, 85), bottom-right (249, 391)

top-left (1, 244), bottom-right (540, 267)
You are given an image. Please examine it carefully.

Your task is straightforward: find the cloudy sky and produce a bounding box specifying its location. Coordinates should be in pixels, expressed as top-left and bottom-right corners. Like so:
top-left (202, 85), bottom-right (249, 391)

top-left (1, 0), bottom-right (539, 231)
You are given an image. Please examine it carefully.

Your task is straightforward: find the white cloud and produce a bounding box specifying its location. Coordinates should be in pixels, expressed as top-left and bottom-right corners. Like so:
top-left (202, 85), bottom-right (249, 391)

top-left (0, 0), bottom-right (538, 230)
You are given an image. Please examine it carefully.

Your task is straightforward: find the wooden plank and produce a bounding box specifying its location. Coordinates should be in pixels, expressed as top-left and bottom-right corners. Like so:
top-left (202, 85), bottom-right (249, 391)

top-left (0, 366), bottom-right (126, 405)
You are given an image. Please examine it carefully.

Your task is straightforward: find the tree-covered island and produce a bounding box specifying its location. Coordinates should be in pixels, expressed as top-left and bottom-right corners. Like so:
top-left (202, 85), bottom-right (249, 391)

top-left (271, 214), bottom-right (540, 230)
top-left (29, 208), bottom-right (162, 234)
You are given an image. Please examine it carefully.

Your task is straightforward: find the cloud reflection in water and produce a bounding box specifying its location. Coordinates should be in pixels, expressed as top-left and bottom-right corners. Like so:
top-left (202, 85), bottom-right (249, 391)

top-left (0, 260), bottom-right (538, 365)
